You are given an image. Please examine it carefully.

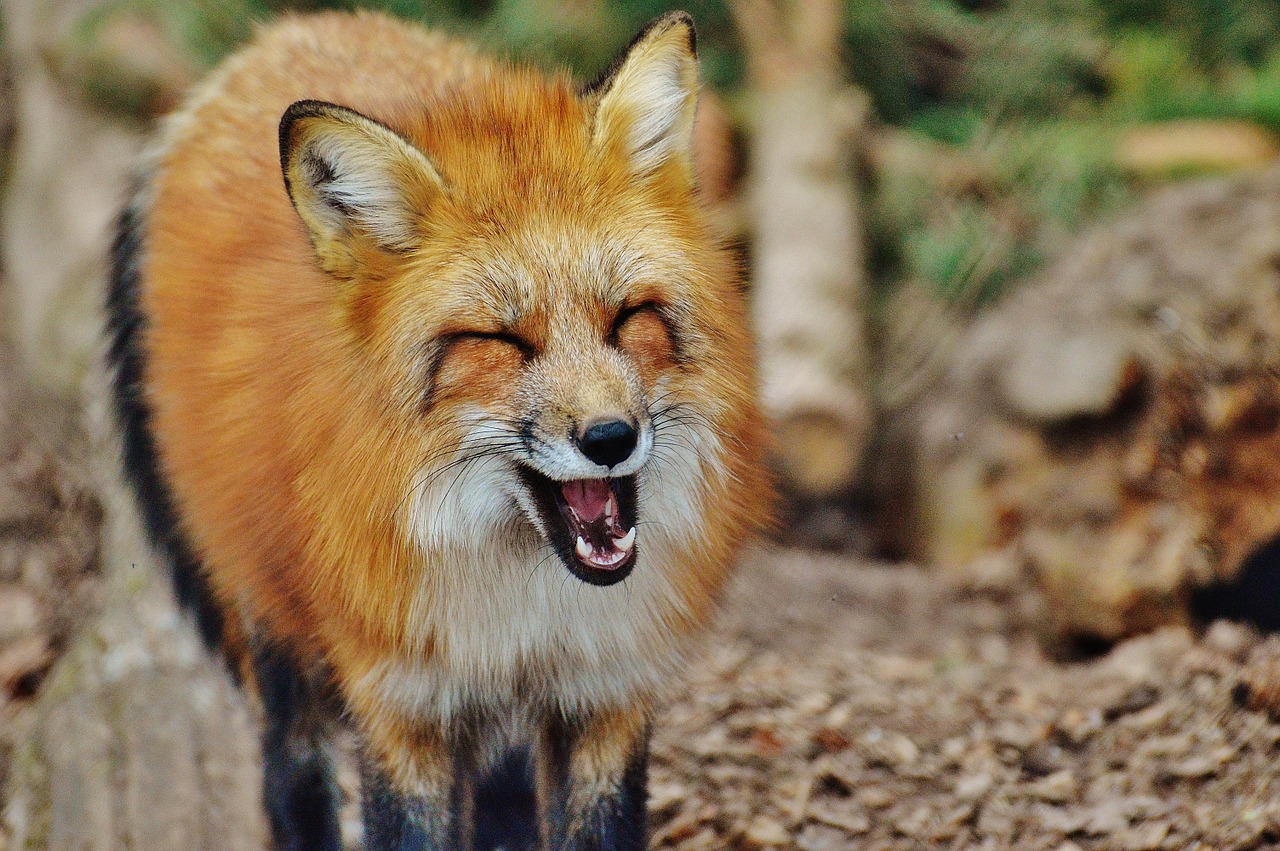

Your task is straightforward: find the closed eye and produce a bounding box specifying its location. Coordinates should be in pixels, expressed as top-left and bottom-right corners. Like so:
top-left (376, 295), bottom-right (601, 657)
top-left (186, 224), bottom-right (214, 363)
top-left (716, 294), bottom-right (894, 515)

top-left (610, 301), bottom-right (664, 342)
top-left (450, 330), bottom-right (535, 359)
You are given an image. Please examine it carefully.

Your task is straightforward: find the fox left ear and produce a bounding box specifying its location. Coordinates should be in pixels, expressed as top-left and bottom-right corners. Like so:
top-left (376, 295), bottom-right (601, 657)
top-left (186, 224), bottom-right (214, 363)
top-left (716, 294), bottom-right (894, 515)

top-left (279, 100), bottom-right (444, 277)
top-left (585, 11), bottom-right (699, 178)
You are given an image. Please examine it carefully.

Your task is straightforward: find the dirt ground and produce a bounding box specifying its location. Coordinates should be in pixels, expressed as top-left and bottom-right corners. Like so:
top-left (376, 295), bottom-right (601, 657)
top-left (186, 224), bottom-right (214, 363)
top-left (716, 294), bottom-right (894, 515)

top-left (4, 365), bottom-right (1280, 850)
top-left (653, 554), bottom-right (1280, 850)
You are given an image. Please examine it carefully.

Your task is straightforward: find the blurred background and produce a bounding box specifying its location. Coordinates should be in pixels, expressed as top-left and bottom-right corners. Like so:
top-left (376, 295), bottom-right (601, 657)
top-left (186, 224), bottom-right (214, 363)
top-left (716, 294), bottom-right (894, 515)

top-left (8, 0), bottom-right (1280, 847)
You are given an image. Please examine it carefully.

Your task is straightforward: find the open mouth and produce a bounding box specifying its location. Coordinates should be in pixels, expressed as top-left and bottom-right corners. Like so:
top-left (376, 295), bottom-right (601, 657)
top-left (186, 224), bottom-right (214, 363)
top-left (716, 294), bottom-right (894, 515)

top-left (517, 468), bottom-right (638, 585)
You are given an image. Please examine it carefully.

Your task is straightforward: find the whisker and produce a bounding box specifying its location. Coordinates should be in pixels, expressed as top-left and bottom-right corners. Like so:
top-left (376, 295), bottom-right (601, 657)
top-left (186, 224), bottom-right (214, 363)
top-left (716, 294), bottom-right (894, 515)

top-left (525, 543), bottom-right (561, 591)
top-left (402, 445), bottom-right (524, 502)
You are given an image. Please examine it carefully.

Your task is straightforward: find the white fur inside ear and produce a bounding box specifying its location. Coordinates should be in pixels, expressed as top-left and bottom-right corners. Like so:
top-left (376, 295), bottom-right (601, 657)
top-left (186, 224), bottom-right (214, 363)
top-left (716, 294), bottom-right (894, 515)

top-left (299, 126), bottom-right (432, 251)
top-left (595, 34), bottom-right (697, 175)
top-left (620, 46), bottom-right (692, 172)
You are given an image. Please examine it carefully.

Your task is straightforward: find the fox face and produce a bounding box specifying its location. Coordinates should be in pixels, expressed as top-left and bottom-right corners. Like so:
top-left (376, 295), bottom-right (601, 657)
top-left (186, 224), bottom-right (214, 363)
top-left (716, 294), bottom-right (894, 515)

top-left (278, 14), bottom-right (746, 589)
top-left (388, 219), bottom-right (708, 589)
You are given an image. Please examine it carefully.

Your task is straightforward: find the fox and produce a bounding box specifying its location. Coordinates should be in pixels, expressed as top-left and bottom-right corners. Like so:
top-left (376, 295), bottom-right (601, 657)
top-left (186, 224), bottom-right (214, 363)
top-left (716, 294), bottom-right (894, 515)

top-left (105, 8), bottom-right (769, 850)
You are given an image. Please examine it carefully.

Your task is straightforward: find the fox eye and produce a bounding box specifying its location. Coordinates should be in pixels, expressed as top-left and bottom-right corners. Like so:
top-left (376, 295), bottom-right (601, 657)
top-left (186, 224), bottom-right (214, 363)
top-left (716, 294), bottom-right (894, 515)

top-left (426, 329), bottom-right (533, 407)
top-left (612, 301), bottom-right (676, 376)
top-left (610, 301), bottom-right (663, 342)
top-left (452, 330), bottom-right (535, 359)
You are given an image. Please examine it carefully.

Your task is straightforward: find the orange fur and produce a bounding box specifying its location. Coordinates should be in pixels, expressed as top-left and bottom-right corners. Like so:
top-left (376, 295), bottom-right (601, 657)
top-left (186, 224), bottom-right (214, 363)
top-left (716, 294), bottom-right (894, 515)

top-left (135, 9), bottom-right (770, 803)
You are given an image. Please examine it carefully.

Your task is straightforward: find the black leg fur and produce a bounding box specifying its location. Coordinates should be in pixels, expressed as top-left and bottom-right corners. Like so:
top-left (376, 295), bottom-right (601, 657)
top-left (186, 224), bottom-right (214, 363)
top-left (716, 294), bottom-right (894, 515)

top-left (362, 765), bottom-right (434, 851)
top-left (254, 642), bottom-right (342, 851)
top-left (539, 717), bottom-right (648, 851)
top-left (474, 748), bottom-right (538, 851)
top-left (571, 745), bottom-right (647, 851)
top-left (360, 752), bottom-right (472, 851)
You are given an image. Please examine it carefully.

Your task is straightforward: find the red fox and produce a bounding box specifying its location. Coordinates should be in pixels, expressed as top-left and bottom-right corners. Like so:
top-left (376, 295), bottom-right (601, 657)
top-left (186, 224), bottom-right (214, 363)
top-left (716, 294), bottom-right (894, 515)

top-left (106, 9), bottom-right (769, 850)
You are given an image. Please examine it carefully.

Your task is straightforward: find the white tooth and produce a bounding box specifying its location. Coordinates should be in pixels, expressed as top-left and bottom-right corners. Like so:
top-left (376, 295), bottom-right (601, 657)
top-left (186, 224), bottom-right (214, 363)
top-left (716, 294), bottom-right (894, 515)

top-left (605, 494), bottom-right (616, 521)
top-left (616, 527), bottom-right (636, 552)
top-left (575, 536), bottom-right (592, 559)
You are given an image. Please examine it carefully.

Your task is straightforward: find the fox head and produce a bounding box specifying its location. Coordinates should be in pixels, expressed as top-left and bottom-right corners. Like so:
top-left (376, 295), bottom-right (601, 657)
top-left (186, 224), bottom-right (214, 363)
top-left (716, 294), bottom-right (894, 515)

top-left (277, 12), bottom-right (761, 587)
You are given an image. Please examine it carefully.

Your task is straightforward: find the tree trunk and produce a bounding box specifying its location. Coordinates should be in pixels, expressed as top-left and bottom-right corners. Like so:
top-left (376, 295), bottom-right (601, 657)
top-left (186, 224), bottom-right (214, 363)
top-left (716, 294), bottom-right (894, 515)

top-left (0, 0), bottom-right (143, 402)
top-left (731, 0), bottom-right (874, 500)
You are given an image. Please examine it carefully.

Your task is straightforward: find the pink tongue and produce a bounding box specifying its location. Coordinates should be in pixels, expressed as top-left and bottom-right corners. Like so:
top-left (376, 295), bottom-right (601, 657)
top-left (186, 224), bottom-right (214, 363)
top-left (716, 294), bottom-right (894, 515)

top-left (562, 479), bottom-right (611, 522)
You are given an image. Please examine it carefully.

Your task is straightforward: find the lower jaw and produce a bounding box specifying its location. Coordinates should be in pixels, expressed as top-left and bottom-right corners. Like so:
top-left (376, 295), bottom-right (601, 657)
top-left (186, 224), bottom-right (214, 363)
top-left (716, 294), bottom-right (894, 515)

top-left (560, 547), bottom-right (636, 586)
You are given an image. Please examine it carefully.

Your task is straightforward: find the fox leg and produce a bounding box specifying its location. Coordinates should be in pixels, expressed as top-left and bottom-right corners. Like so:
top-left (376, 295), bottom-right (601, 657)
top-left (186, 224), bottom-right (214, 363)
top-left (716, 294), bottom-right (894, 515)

top-left (360, 724), bottom-right (474, 851)
top-left (473, 748), bottom-right (538, 851)
top-left (536, 708), bottom-right (649, 851)
top-left (251, 641), bottom-right (343, 851)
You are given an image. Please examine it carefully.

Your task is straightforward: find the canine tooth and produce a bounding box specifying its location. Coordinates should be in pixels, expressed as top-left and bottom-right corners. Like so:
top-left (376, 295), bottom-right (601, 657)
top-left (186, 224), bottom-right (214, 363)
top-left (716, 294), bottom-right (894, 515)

top-left (575, 536), bottom-right (592, 559)
top-left (605, 494), bottom-right (616, 521)
top-left (616, 527), bottom-right (636, 552)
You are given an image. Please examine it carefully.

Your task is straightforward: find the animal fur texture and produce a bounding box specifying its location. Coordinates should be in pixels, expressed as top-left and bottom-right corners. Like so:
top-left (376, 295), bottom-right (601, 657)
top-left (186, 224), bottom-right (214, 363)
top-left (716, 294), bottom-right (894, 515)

top-left (107, 9), bottom-right (770, 849)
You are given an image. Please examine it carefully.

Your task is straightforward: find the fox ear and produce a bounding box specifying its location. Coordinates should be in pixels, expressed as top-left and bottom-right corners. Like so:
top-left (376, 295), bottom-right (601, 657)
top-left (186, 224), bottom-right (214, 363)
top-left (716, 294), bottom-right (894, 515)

top-left (279, 100), bottom-right (443, 274)
top-left (586, 11), bottom-right (698, 178)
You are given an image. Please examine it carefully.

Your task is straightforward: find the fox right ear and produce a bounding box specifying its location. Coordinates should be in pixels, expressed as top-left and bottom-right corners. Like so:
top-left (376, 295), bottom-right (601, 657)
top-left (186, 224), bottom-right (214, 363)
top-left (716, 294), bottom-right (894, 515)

top-left (585, 11), bottom-right (699, 179)
top-left (279, 100), bottom-right (444, 276)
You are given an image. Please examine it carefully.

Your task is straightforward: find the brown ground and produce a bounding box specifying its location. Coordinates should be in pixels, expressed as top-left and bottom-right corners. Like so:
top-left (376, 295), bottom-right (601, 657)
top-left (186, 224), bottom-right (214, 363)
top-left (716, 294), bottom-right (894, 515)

top-left (654, 554), bottom-right (1280, 850)
top-left (4, 362), bottom-right (1280, 850)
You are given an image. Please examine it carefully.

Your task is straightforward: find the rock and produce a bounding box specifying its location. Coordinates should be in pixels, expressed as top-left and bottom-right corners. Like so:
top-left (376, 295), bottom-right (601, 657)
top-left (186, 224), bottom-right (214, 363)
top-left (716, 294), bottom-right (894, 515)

top-left (858, 729), bottom-right (919, 771)
top-left (1103, 685), bottom-right (1160, 720)
top-left (893, 164), bottom-right (1280, 641)
top-left (858, 786), bottom-right (895, 810)
top-left (805, 800), bottom-right (870, 835)
top-left (682, 827), bottom-right (726, 850)
top-left (891, 805), bottom-right (932, 837)
top-left (954, 771), bottom-right (994, 801)
top-left (743, 814), bottom-right (792, 848)
top-left (991, 718), bottom-right (1042, 750)
top-left (1202, 620), bottom-right (1256, 661)
top-left (1082, 798), bottom-right (1132, 835)
top-left (1160, 748), bottom-right (1234, 780)
top-left (1026, 770), bottom-right (1078, 803)
top-left (795, 824), bottom-right (855, 851)
top-left (999, 325), bottom-right (1138, 423)
top-left (1115, 820), bottom-right (1171, 851)
top-left (649, 780), bottom-right (688, 822)
top-left (651, 802), bottom-right (711, 847)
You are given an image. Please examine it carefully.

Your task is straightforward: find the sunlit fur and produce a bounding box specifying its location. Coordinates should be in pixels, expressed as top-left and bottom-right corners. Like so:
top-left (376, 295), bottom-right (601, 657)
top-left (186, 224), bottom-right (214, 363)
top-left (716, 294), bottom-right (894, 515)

top-left (134, 8), bottom-right (769, 806)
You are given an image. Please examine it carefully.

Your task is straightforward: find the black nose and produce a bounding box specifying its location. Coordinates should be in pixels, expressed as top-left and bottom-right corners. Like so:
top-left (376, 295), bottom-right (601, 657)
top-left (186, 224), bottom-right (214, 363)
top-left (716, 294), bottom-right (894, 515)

top-left (577, 418), bottom-right (638, 468)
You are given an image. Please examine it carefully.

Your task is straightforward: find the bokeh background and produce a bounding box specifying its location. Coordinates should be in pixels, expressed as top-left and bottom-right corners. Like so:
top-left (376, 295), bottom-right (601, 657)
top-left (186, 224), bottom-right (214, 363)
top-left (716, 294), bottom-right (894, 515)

top-left (8, 1), bottom-right (1280, 848)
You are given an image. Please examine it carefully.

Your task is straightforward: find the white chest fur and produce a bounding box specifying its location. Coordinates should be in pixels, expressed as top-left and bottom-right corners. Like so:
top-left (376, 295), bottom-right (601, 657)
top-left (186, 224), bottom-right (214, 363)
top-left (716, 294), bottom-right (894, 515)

top-left (359, 413), bottom-right (723, 728)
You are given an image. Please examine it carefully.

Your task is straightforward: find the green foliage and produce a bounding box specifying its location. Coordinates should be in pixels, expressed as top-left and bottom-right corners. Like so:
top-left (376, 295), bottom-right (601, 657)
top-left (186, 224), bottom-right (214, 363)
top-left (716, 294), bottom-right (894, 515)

top-left (77, 0), bottom-right (742, 88)
top-left (847, 0), bottom-right (1280, 304)
top-left (65, 0), bottom-right (1280, 306)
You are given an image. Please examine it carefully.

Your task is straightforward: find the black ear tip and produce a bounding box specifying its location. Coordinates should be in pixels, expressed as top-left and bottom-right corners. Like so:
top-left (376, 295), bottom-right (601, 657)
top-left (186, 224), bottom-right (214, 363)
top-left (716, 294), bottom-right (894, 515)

top-left (577, 10), bottom-right (698, 98)
top-left (279, 100), bottom-right (340, 147)
top-left (279, 100), bottom-right (329, 175)
top-left (656, 10), bottom-right (697, 56)
top-left (278, 100), bottom-right (341, 197)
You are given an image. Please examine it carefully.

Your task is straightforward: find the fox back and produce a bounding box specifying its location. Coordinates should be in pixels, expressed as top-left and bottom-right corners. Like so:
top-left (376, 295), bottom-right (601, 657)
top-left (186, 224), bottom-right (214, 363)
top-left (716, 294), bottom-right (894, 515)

top-left (108, 10), bottom-right (769, 850)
